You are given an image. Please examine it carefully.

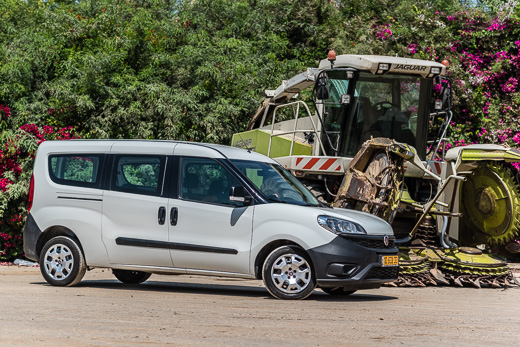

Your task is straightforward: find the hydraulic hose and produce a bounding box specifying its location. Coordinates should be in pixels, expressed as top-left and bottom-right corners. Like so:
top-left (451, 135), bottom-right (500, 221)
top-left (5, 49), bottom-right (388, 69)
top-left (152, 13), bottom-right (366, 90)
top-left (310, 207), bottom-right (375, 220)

top-left (440, 215), bottom-right (458, 248)
top-left (395, 235), bottom-right (411, 245)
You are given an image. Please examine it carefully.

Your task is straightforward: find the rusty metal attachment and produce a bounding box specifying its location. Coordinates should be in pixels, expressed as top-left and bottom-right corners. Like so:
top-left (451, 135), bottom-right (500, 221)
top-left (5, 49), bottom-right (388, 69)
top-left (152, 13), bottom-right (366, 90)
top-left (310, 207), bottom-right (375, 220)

top-left (334, 137), bottom-right (413, 222)
top-left (340, 139), bottom-right (519, 288)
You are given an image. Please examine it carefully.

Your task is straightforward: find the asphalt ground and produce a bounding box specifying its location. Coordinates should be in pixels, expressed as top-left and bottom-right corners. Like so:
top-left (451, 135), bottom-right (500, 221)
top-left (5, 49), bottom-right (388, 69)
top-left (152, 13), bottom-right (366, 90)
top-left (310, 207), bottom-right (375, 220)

top-left (1, 265), bottom-right (519, 346)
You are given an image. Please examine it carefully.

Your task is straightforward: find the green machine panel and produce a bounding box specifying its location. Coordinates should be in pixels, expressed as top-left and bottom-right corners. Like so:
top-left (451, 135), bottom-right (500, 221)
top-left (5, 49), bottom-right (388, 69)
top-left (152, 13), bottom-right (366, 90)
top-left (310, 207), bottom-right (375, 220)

top-left (231, 129), bottom-right (312, 158)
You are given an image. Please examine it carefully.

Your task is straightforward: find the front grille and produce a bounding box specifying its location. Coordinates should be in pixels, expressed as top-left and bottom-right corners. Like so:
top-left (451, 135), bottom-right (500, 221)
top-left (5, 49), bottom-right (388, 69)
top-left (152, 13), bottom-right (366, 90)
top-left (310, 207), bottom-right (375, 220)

top-left (349, 238), bottom-right (395, 249)
top-left (365, 266), bottom-right (399, 280)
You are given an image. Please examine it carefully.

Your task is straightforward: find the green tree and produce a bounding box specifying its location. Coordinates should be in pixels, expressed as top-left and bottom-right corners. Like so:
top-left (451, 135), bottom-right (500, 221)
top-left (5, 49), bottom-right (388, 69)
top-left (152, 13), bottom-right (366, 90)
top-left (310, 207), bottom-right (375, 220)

top-left (0, 0), bottom-right (342, 143)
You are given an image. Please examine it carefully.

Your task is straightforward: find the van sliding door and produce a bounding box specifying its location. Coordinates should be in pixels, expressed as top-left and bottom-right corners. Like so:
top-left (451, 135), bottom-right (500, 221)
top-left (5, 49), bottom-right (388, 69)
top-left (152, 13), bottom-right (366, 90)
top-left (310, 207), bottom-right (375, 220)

top-left (102, 150), bottom-right (174, 268)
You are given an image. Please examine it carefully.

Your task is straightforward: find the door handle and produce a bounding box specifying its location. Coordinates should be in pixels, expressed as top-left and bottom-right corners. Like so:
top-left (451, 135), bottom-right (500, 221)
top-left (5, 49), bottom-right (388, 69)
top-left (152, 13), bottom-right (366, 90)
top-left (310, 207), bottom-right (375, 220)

top-left (170, 207), bottom-right (178, 226)
top-left (158, 206), bottom-right (166, 225)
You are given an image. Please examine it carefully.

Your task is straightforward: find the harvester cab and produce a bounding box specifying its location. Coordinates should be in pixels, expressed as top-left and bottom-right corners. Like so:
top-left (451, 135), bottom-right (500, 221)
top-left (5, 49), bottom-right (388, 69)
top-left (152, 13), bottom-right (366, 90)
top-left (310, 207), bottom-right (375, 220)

top-left (233, 52), bottom-right (520, 287)
top-left (312, 53), bottom-right (447, 161)
top-left (236, 53), bottom-right (450, 199)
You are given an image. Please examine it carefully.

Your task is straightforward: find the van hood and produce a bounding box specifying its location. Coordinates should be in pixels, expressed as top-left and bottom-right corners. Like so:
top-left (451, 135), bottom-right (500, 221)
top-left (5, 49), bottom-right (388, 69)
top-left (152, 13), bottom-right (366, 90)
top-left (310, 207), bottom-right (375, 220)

top-left (314, 206), bottom-right (393, 236)
top-left (264, 203), bottom-right (393, 236)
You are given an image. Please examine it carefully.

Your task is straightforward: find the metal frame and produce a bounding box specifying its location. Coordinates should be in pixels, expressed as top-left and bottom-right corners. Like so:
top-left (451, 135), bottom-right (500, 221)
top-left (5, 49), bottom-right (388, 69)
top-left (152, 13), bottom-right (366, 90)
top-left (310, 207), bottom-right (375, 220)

top-left (261, 101), bottom-right (328, 158)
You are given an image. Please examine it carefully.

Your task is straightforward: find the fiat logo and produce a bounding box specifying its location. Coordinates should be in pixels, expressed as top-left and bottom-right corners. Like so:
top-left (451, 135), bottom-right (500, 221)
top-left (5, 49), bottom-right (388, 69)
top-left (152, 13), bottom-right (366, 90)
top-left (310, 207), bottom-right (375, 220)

top-left (383, 235), bottom-right (389, 247)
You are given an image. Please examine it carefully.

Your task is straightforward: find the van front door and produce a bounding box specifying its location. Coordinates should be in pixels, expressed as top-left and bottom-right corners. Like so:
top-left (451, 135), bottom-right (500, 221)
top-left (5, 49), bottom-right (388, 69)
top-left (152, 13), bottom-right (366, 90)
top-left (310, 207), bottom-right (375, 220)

top-left (167, 156), bottom-right (254, 275)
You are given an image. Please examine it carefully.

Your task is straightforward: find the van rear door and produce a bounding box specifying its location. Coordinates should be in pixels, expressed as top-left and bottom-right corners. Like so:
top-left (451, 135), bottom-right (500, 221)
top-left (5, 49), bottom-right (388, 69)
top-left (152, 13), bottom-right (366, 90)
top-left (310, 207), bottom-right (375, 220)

top-left (101, 142), bottom-right (175, 268)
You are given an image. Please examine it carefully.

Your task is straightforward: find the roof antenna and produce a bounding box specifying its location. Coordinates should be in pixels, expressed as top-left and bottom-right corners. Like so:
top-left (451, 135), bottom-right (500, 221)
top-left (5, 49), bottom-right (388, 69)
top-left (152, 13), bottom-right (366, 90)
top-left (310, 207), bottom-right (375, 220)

top-left (235, 131), bottom-right (253, 153)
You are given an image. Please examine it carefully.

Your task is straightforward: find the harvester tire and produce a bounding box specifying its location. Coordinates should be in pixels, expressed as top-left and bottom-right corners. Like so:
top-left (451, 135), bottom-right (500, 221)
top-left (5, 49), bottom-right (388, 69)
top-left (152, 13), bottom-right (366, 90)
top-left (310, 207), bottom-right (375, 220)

top-left (362, 150), bottom-right (402, 221)
top-left (302, 181), bottom-right (328, 204)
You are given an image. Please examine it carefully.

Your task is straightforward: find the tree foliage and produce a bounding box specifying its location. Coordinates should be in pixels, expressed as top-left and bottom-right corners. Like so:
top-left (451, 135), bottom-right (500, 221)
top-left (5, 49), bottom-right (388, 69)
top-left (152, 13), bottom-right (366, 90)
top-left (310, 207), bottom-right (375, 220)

top-left (1, 0), bottom-right (340, 143)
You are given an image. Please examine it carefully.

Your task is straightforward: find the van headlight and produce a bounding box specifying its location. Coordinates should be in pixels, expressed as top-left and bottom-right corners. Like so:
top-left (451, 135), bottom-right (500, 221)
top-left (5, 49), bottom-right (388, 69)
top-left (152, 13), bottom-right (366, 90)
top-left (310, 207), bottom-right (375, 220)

top-left (317, 215), bottom-right (366, 235)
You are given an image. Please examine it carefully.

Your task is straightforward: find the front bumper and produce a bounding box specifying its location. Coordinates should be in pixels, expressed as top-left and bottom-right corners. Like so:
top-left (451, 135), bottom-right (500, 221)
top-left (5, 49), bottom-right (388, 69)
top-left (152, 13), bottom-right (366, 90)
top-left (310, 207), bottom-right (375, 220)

top-left (307, 234), bottom-right (398, 290)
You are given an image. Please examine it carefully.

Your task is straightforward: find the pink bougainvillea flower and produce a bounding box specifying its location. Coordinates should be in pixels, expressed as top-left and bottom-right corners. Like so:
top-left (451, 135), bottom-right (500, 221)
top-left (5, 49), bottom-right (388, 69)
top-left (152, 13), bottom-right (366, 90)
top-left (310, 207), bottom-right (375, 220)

top-left (374, 24), bottom-right (393, 40)
top-left (502, 77), bottom-right (518, 93)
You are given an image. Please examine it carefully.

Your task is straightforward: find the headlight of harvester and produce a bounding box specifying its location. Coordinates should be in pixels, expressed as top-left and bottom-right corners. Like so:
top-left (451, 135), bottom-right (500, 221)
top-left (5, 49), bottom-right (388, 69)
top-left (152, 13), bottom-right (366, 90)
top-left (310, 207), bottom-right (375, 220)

top-left (317, 215), bottom-right (366, 235)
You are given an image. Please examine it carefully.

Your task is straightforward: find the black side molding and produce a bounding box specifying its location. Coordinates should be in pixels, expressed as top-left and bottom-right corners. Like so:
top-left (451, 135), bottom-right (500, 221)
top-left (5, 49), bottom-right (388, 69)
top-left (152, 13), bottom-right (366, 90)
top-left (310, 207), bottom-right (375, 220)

top-left (115, 237), bottom-right (238, 255)
top-left (57, 196), bottom-right (103, 202)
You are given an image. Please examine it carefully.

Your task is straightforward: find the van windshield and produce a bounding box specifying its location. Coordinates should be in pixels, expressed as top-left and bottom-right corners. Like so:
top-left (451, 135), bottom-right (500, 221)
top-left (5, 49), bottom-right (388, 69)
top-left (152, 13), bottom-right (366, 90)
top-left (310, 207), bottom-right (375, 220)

top-left (230, 160), bottom-right (320, 206)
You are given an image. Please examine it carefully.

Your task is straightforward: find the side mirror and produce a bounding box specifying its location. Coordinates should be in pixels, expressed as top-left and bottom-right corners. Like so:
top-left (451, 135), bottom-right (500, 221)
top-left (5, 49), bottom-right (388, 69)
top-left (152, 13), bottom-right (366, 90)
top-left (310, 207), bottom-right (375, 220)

top-left (229, 186), bottom-right (253, 206)
top-left (315, 73), bottom-right (329, 100)
top-left (434, 76), bottom-right (451, 111)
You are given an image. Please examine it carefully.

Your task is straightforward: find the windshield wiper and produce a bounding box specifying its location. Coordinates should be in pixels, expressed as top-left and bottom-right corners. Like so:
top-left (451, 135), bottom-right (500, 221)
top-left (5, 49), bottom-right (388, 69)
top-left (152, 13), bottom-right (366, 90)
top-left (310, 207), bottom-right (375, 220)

top-left (267, 197), bottom-right (320, 207)
top-left (266, 197), bottom-right (287, 203)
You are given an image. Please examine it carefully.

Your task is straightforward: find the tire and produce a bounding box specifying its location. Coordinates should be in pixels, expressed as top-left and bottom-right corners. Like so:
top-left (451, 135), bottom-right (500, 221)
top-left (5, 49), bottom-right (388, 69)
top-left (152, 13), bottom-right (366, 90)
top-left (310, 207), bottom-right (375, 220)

top-left (39, 236), bottom-right (87, 287)
top-left (262, 246), bottom-right (316, 300)
top-left (362, 150), bottom-right (402, 221)
top-left (363, 151), bottom-right (391, 217)
top-left (321, 287), bottom-right (356, 296)
top-left (303, 181), bottom-right (328, 204)
top-left (112, 269), bottom-right (151, 284)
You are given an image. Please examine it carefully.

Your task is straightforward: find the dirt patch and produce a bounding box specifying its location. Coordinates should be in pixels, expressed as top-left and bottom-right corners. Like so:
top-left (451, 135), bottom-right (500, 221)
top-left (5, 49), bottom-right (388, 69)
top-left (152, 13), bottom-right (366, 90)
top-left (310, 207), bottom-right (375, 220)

top-left (1, 266), bottom-right (519, 346)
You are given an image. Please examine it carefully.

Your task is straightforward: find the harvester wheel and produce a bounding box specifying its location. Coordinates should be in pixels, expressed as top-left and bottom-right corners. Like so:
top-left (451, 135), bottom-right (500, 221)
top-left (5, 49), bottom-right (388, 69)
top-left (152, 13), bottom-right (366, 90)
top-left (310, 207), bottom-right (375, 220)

top-left (302, 181), bottom-right (328, 204)
top-left (362, 150), bottom-right (402, 221)
top-left (333, 138), bottom-right (407, 222)
top-left (461, 162), bottom-right (520, 245)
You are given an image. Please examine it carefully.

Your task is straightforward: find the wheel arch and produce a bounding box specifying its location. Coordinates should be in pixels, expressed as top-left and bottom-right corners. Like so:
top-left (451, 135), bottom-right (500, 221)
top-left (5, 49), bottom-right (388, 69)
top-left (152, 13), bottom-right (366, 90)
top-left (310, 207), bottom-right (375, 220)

top-left (253, 240), bottom-right (313, 280)
top-left (36, 226), bottom-right (84, 260)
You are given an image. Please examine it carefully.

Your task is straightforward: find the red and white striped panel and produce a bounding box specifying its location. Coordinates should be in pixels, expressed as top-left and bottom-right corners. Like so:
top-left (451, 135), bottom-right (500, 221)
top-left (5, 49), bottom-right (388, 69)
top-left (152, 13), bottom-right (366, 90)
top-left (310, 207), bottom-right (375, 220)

top-left (292, 157), bottom-right (344, 173)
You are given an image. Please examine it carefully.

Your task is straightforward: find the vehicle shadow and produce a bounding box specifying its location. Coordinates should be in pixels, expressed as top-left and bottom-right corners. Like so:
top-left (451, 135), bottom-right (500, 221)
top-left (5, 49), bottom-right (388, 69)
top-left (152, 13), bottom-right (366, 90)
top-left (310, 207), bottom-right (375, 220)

top-left (31, 279), bottom-right (398, 301)
top-left (312, 292), bottom-right (398, 302)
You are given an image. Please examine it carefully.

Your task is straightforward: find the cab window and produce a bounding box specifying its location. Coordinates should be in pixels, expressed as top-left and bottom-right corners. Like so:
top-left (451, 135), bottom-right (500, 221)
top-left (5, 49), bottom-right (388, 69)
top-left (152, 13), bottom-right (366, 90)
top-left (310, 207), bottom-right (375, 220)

top-left (341, 73), bottom-right (422, 157)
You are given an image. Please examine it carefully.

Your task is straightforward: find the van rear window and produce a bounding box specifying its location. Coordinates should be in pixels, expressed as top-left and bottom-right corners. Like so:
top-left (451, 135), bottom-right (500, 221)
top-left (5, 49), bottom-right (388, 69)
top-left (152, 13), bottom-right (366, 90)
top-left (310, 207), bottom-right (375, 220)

top-left (49, 155), bottom-right (103, 187)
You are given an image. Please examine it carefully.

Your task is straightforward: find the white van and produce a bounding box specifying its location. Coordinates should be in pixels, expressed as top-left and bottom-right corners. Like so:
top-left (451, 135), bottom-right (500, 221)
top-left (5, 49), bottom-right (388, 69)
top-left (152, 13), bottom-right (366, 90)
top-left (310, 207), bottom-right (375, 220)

top-left (23, 140), bottom-right (398, 300)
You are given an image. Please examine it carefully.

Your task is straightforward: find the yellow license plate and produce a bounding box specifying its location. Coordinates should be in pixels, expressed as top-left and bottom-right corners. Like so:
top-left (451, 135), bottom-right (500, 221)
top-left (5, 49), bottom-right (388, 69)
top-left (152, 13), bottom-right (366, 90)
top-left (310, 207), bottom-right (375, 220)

top-left (381, 255), bottom-right (399, 267)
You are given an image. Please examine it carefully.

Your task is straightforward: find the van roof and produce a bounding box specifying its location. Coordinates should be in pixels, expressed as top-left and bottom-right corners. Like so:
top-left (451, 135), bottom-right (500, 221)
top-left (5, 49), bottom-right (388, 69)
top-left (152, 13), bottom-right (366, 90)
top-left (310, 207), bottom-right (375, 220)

top-left (38, 140), bottom-right (277, 163)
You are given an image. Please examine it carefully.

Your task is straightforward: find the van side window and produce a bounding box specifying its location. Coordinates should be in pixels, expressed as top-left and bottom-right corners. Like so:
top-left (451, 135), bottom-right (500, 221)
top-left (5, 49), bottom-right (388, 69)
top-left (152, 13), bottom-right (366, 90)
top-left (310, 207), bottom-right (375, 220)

top-left (180, 157), bottom-right (240, 206)
top-left (112, 156), bottom-right (165, 196)
top-left (49, 155), bottom-right (103, 187)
